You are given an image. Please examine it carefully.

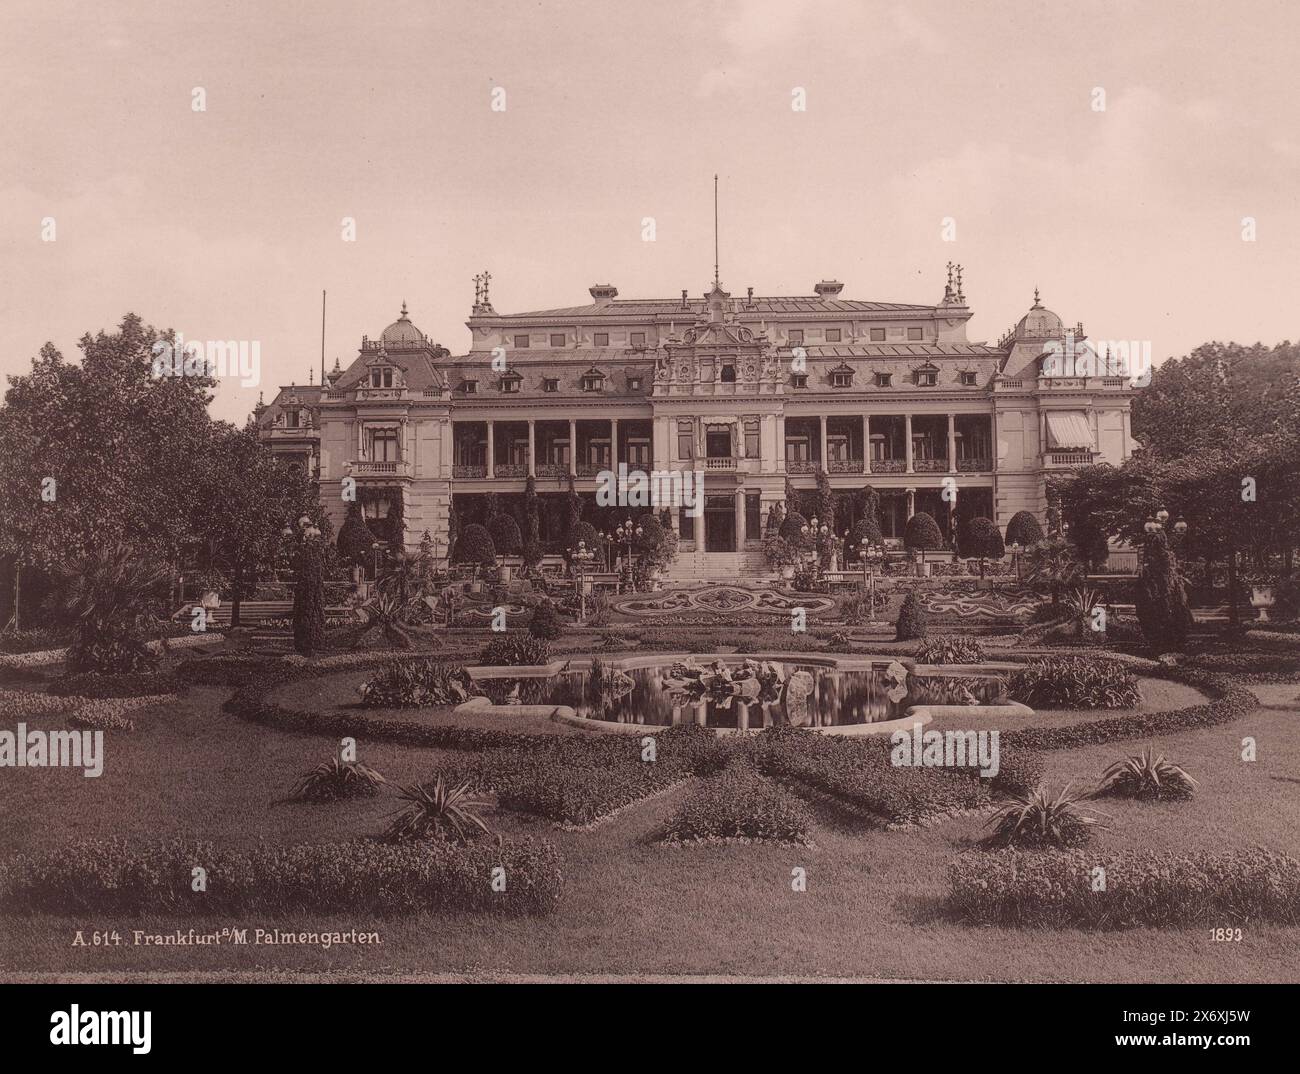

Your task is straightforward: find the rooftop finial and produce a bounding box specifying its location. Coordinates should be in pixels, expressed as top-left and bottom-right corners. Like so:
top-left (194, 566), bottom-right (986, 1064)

top-left (955, 264), bottom-right (964, 303)
top-left (400, 299), bottom-right (409, 319)
top-left (713, 173), bottom-right (720, 288)
top-left (1032, 287), bottom-right (1042, 308)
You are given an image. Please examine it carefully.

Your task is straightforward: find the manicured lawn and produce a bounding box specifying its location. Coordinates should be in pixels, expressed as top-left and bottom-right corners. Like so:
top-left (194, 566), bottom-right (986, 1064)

top-left (2, 656), bottom-right (1299, 982)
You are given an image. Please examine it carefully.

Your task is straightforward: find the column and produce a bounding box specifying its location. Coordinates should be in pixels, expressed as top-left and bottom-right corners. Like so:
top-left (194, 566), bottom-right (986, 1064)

top-left (486, 420), bottom-right (495, 479)
top-left (904, 414), bottom-right (914, 473)
top-left (527, 419), bottom-right (536, 478)
top-left (818, 416), bottom-right (828, 470)
top-left (906, 487), bottom-right (916, 519)
top-left (735, 488), bottom-right (747, 549)
top-left (568, 417), bottom-right (577, 476)
top-left (947, 413), bottom-right (957, 473)
top-left (861, 414), bottom-right (869, 471)
top-left (610, 417), bottom-right (619, 468)
top-left (776, 414), bottom-right (787, 473)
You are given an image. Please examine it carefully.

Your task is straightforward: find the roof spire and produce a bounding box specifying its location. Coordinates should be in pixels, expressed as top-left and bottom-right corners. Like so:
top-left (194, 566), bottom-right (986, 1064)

top-left (1032, 287), bottom-right (1042, 309)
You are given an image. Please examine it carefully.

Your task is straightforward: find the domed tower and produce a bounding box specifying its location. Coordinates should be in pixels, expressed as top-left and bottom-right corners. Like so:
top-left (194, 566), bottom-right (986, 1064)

top-left (1014, 289), bottom-right (1064, 342)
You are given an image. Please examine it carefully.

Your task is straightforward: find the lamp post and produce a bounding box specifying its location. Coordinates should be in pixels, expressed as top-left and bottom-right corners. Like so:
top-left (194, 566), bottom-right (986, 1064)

top-left (614, 518), bottom-right (643, 592)
top-left (570, 540), bottom-right (596, 622)
top-left (853, 540), bottom-right (884, 619)
top-left (371, 541), bottom-right (381, 582)
top-left (1008, 541), bottom-right (1024, 584)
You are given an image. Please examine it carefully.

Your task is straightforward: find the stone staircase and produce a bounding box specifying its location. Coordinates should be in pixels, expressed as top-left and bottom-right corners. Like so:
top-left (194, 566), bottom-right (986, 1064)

top-left (667, 550), bottom-right (773, 584)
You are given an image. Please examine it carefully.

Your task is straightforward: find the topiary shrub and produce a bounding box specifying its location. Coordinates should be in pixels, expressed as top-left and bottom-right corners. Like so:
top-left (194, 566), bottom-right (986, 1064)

top-left (963, 517), bottom-right (1004, 578)
top-left (779, 510), bottom-right (810, 548)
top-left (895, 589), bottom-right (928, 641)
top-left (336, 502), bottom-right (373, 569)
top-left (849, 517), bottom-right (883, 556)
top-left (453, 524), bottom-right (497, 570)
top-left (904, 511), bottom-right (944, 553)
top-left (478, 633), bottom-right (552, 667)
top-left (1134, 531), bottom-right (1193, 653)
top-left (528, 600), bottom-right (565, 640)
top-left (488, 513), bottom-right (522, 558)
top-left (1005, 655), bottom-right (1141, 709)
top-left (292, 537), bottom-right (327, 657)
top-left (914, 635), bottom-right (985, 664)
top-left (1005, 511), bottom-right (1044, 548)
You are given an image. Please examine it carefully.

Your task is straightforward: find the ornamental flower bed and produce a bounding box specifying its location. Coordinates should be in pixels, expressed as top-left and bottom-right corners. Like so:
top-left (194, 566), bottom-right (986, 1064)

top-left (661, 760), bottom-right (813, 845)
top-left (947, 847), bottom-right (1300, 929)
top-left (0, 837), bottom-right (563, 916)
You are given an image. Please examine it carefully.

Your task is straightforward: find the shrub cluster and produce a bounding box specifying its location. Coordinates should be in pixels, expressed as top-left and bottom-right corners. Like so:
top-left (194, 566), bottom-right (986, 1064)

top-left (913, 635), bottom-right (986, 664)
top-left (1001, 669), bottom-right (1255, 752)
top-left (662, 760), bottom-right (813, 844)
top-left (947, 847), bottom-right (1300, 928)
top-left (0, 838), bottom-right (563, 916)
top-left (357, 660), bottom-right (478, 708)
top-left (48, 670), bottom-right (184, 698)
top-left (478, 634), bottom-right (553, 667)
top-left (1178, 651), bottom-right (1300, 683)
top-left (527, 600), bottom-right (565, 640)
top-left (1005, 655), bottom-right (1140, 709)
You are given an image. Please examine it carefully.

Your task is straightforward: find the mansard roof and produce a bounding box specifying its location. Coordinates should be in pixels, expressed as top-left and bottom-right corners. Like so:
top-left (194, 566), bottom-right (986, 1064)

top-left (499, 296), bottom-right (939, 320)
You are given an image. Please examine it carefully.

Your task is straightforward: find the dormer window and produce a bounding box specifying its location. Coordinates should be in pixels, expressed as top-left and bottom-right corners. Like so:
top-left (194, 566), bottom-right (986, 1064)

top-left (907, 327), bottom-right (924, 341)
top-left (581, 368), bottom-right (606, 392)
top-left (542, 377), bottom-right (559, 392)
top-left (788, 329), bottom-right (804, 345)
top-left (370, 368), bottom-right (394, 388)
top-left (549, 333), bottom-right (566, 347)
top-left (628, 376), bottom-right (643, 391)
top-left (826, 329), bottom-right (842, 343)
top-left (499, 371), bottom-right (522, 393)
top-left (513, 334), bottom-right (530, 349)
top-left (461, 379), bottom-right (478, 395)
top-left (630, 332), bottom-right (646, 349)
top-left (285, 409), bottom-right (300, 429)
top-left (916, 368), bottom-right (938, 387)
top-left (791, 373), bottom-right (809, 388)
top-left (961, 371), bottom-right (978, 386)
top-left (875, 372), bottom-right (892, 388)
top-left (870, 328), bottom-right (886, 342)
top-left (593, 332), bottom-right (609, 346)
top-left (829, 362), bottom-right (855, 388)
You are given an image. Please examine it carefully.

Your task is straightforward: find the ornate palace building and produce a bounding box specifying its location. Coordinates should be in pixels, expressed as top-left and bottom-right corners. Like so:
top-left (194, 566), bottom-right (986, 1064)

top-left (255, 266), bottom-right (1135, 580)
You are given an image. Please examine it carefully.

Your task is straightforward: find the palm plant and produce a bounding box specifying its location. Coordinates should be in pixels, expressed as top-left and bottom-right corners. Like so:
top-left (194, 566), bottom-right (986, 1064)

top-left (1023, 536), bottom-right (1084, 605)
top-left (1094, 748), bottom-right (1198, 801)
top-left (381, 775), bottom-right (492, 843)
top-left (984, 781), bottom-right (1108, 848)
top-left (1066, 585), bottom-right (1104, 640)
top-left (57, 542), bottom-right (172, 673)
top-left (377, 548), bottom-right (427, 605)
top-left (355, 591), bottom-right (418, 649)
top-left (289, 757), bottom-right (387, 801)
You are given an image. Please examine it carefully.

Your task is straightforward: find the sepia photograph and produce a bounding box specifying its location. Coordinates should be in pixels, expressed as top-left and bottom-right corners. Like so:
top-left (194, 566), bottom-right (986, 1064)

top-left (0, 0), bottom-right (1297, 1050)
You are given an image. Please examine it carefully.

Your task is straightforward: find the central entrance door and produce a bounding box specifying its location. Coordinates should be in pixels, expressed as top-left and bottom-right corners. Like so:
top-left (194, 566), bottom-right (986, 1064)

top-left (704, 495), bottom-right (736, 551)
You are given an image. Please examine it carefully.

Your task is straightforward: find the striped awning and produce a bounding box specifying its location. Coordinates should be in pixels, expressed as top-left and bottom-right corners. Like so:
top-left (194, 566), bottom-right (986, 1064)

top-left (1045, 411), bottom-right (1093, 449)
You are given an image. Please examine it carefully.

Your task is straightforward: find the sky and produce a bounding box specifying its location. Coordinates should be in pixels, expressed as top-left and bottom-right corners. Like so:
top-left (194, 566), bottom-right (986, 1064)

top-left (1, 0), bottom-right (1298, 423)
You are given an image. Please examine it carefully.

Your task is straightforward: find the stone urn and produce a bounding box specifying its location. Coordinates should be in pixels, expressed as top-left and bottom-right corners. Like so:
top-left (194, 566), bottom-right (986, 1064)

top-left (1250, 585), bottom-right (1275, 621)
top-left (200, 589), bottom-right (221, 609)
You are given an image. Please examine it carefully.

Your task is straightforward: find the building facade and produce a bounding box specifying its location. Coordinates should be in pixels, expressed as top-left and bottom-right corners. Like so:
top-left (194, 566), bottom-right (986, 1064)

top-left (256, 268), bottom-right (1135, 579)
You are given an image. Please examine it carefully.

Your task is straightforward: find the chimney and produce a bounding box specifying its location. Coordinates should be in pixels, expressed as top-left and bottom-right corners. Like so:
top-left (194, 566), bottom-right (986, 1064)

top-left (746, 286), bottom-right (754, 306)
top-left (589, 284), bottom-right (618, 307)
top-left (814, 280), bottom-right (844, 297)
top-left (681, 289), bottom-right (688, 310)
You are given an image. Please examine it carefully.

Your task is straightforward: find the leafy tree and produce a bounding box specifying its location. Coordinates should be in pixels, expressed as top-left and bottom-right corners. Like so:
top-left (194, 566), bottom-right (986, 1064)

top-left (1005, 510), bottom-right (1044, 548)
top-left (488, 512), bottom-right (522, 558)
top-left (815, 468), bottom-right (836, 533)
top-left (523, 476), bottom-right (541, 568)
top-left (0, 314), bottom-right (217, 627)
top-left (779, 510), bottom-right (811, 549)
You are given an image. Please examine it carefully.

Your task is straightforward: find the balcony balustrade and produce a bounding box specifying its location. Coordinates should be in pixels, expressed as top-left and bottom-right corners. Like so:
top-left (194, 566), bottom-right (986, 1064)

top-left (493, 463), bottom-right (528, 478)
top-left (351, 460), bottom-right (412, 479)
top-left (535, 462), bottom-right (568, 478)
top-left (827, 458), bottom-right (865, 474)
top-left (913, 458), bottom-right (949, 473)
top-left (704, 456), bottom-right (736, 471)
top-left (1042, 451), bottom-right (1096, 469)
top-left (870, 458), bottom-right (907, 474)
top-left (452, 464), bottom-right (487, 479)
top-left (786, 459), bottom-right (817, 475)
top-left (957, 457), bottom-right (993, 472)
